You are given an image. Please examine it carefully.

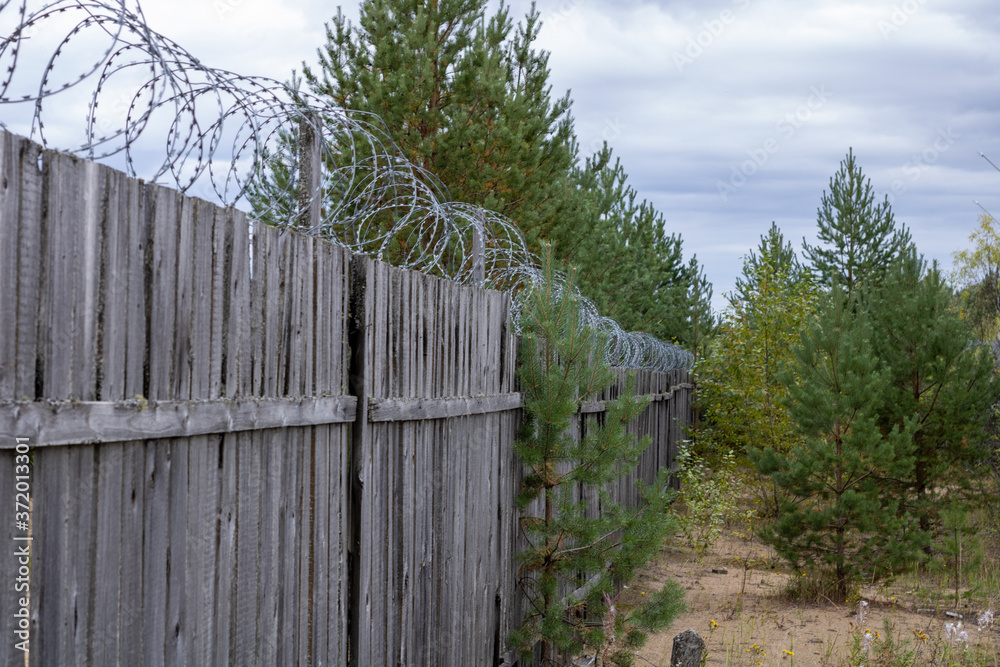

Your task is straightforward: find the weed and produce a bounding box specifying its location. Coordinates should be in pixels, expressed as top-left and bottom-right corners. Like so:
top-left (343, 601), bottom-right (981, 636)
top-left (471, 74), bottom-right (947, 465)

top-left (674, 443), bottom-right (738, 557)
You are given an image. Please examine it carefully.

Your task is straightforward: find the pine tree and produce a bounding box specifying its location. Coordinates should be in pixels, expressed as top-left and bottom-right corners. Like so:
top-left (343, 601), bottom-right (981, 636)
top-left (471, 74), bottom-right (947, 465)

top-left (556, 145), bottom-right (698, 344)
top-left (302, 0), bottom-right (576, 243)
top-left (697, 225), bottom-right (816, 510)
top-left (699, 249), bottom-right (816, 455)
top-left (683, 256), bottom-right (716, 355)
top-left (868, 250), bottom-right (997, 534)
top-left (734, 222), bottom-right (806, 306)
top-left (804, 148), bottom-right (911, 293)
top-left (279, 1), bottom-right (712, 349)
top-left (511, 247), bottom-right (684, 665)
top-left (756, 287), bottom-right (923, 599)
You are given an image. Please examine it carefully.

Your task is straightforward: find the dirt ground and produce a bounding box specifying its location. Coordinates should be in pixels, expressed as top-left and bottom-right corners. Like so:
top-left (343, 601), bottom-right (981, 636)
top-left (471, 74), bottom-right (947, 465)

top-left (625, 534), bottom-right (1000, 666)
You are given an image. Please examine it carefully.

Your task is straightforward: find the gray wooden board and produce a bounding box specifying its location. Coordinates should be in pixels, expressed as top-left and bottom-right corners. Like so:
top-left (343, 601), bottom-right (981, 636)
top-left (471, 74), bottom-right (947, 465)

top-left (0, 395), bottom-right (358, 446)
top-left (78, 160), bottom-right (102, 401)
top-left (164, 437), bottom-right (189, 667)
top-left (249, 222), bottom-right (266, 397)
top-left (40, 151), bottom-right (78, 400)
top-left (185, 434), bottom-right (218, 665)
top-left (13, 138), bottom-right (43, 400)
top-left (171, 197), bottom-right (195, 401)
top-left (139, 442), bottom-right (167, 667)
top-left (312, 425), bottom-right (332, 663)
top-left (92, 442), bottom-right (124, 665)
top-left (213, 432), bottom-right (239, 667)
top-left (33, 446), bottom-right (64, 666)
top-left (283, 233), bottom-right (300, 397)
top-left (234, 426), bottom-right (262, 665)
top-left (258, 428), bottom-right (282, 666)
top-left (227, 212), bottom-right (252, 397)
top-left (8, 133), bottom-right (44, 398)
top-left (188, 201), bottom-right (215, 399)
top-left (209, 209), bottom-right (226, 398)
top-left (119, 441), bottom-right (146, 665)
top-left (368, 392), bottom-right (522, 422)
top-left (148, 185), bottom-right (180, 402)
top-left (0, 133), bottom-right (20, 399)
top-left (336, 426), bottom-right (350, 662)
top-left (99, 168), bottom-right (128, 400)
top-left (124, 178), bottom-right (147, 399)
top-left (295, 427), bottom-right (312, 665)
top-left (293, 425), bottom-right (310, 665)
top-left (76, 446), bottom-right (99, 663)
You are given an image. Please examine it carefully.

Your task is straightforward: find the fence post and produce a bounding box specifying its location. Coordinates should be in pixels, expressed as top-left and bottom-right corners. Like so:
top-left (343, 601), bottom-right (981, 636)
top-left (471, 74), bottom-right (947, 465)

top-left (297, 112), bottom-right (322, 231)
top-left (472, 209), bottom-right (485, 287)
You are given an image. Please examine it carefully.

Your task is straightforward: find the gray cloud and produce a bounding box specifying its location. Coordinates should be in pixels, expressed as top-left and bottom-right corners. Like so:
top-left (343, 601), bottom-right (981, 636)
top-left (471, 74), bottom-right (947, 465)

top-left (4, 0), bottom-right (998, 312)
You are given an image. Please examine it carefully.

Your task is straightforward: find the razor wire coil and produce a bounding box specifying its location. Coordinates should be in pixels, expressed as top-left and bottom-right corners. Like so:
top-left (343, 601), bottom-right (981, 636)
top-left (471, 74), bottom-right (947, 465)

top-left (0, 0), bottom-right (694, 372)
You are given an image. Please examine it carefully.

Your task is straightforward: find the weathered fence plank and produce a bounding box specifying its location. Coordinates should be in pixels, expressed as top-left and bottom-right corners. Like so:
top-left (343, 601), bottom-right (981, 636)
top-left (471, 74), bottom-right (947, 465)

top-left (0, 395), bottom-right (357, 447)
top-left (0, 134), bottom-right (21, 400)
top-left (368, 393), bottom-right (522, 421)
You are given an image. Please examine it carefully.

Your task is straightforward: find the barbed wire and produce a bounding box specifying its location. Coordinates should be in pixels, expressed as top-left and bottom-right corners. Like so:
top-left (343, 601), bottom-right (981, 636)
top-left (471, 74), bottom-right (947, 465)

top-left (0, 0), bottom-right (694, 372)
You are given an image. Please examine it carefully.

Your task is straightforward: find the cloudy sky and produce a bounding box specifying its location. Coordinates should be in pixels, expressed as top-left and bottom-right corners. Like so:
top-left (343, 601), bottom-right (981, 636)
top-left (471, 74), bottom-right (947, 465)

top-left (2, 0), bottom-right (999, 312)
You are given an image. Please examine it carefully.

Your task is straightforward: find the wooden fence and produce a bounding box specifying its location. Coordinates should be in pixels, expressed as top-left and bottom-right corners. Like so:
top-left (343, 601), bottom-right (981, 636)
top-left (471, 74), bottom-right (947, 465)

top-left (0, 129), bottom-right (691, 666)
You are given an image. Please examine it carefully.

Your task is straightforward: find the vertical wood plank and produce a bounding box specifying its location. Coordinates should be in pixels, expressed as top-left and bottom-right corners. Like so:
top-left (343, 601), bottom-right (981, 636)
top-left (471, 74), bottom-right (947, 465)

top-left (173, 198), bottom-right (196, 400)
top-left (92, 443), bottom-right (123, 665)
top-left (99, 168), bottom-right (129, 401)
top-left (32, 448), bottom-right (65, 666)
top-left (0, 132), bottom-right (21, 399)
top-left (258, 429), bottom-right (282, 666)
top-left (40, 152), bottom-right (79, 399)
top-left (233, 429), bottom-right (261, 665)
top-left (312, 425), bottom-right (331, 663)
top-left (147, 185), bottom-right (180, 402)
top-left (296, 428), bottom-right (314, 666)
top-left (120, 442), bottom-right (146, 666)
top-left (348, 254), bottom-right (373, 667)
top-left (69, 446), bottom-right (98, 664)
top-left (226, 211), bottom-right (252, 397)
top-left (209, 209), bottom-right (226, 398)
top-left (184, 435), bottom-right (218, 666)
top-left (164, 439), bottom-right (189, 667)
top-left (141, 443), bottom-right (170, 667)
top-left (123, 177), bottom-right (148, 399)
top-left (13, 137), bottom-right (43, 400)
top-left (213, 434), bottom-right (238, 667)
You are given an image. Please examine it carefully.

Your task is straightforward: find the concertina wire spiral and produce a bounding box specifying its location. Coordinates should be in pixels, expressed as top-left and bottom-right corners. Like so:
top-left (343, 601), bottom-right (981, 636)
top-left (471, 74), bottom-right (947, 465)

top-left (0, 0), bottom-right (694, 372)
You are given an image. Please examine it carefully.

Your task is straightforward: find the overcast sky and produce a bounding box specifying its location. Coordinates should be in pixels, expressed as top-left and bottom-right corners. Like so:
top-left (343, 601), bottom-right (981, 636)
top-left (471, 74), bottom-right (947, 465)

top-left (3, 0), bottom-right (999, 312)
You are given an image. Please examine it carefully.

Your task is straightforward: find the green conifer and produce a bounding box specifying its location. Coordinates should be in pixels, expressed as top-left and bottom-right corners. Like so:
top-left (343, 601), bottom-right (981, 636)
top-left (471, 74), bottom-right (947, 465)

top-left (257, 0), bottom-right (713, 350)
top-left (868, 251), bottom-right (997, 533)
top-left (756, 288), bottom-right (923, 599)
top-left (558, 145), bottom-right (697, 343)
top-left (302, 0), bottom-right (576, 242)
top-left (511, 247), bottom-right (684, 665)
top-left (804, 148), bottom-right (911, 292)
top-left (734, 222), bottom-right (806, 305)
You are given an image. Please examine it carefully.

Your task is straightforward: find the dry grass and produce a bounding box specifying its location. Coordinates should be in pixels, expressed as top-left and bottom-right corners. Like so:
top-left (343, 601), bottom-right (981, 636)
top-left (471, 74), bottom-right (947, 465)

top-left (628, 512), bottom-right (1000, 667)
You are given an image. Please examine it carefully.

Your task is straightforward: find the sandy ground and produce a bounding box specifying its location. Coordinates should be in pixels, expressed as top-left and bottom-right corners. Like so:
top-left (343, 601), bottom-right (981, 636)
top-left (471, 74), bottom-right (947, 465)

top-left (623, 534), bottom-right (1000, 666)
